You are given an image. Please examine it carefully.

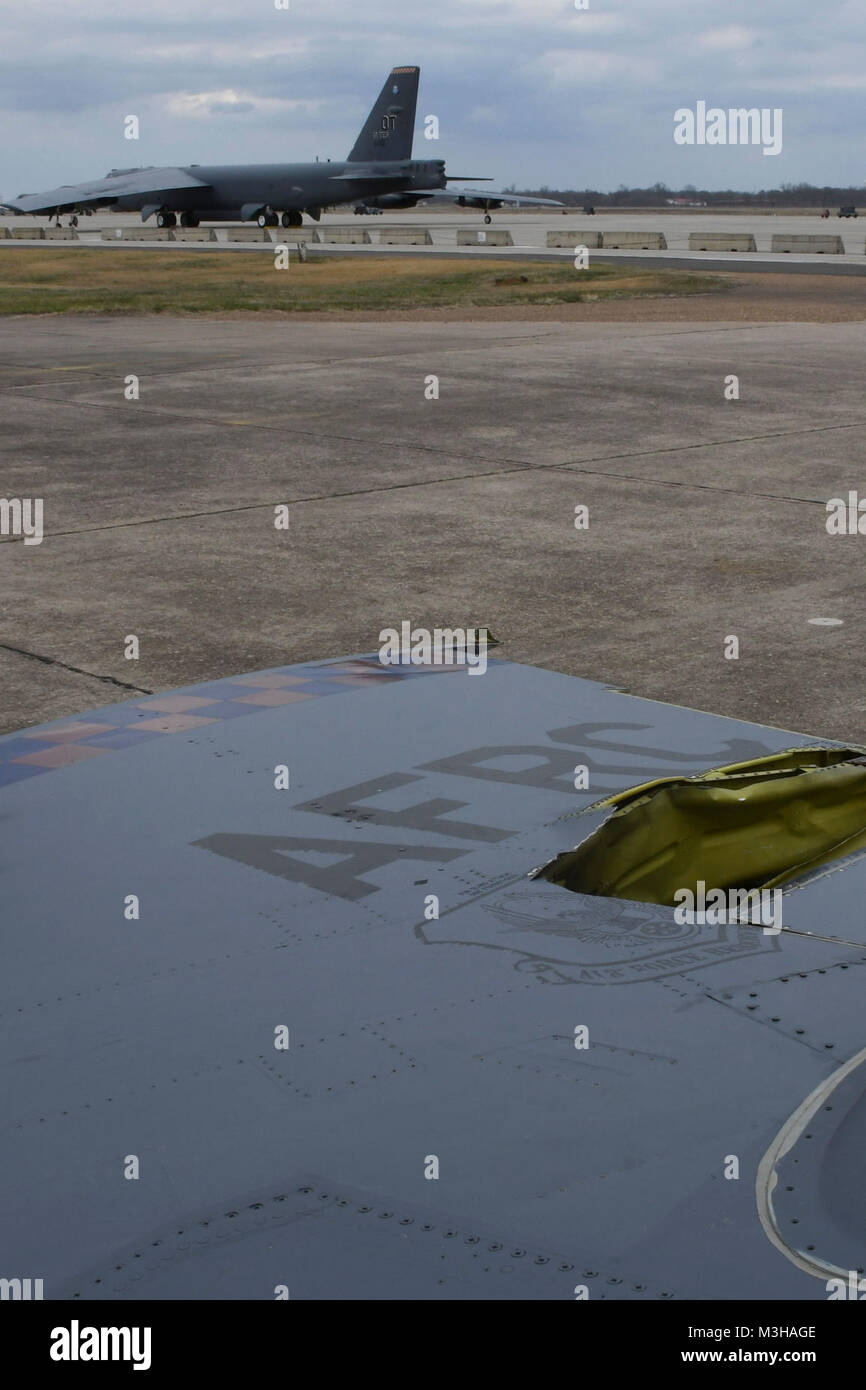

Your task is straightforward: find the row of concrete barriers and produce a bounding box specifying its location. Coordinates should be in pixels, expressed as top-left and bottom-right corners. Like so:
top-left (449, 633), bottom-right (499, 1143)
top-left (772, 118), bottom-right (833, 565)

top-left (547, 229), bottom-right (852, 254)
top-left (0, 225), bottom-right (858, 255)
top-left (0, 224), bottom-right (522, 247)
top-left (0, 224), bottom-right (518, 247)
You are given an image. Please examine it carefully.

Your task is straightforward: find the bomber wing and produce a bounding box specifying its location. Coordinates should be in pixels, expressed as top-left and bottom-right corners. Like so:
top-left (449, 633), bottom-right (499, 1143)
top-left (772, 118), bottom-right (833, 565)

top-left (417, 187), bottom-right (565, 208)
top-left (2, 652), bottom-right (865, 1299)
top-left (4, 166), bottom-right (211, 215)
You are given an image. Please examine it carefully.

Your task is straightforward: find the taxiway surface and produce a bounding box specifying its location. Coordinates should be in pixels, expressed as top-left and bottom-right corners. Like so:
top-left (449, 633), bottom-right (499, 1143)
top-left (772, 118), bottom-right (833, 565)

top-left (1, 315), bottom-right (863, 741)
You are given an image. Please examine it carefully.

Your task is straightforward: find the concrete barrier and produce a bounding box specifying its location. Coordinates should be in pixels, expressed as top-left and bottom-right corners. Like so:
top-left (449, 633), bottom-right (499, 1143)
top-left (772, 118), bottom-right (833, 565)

top-left (771, 234), bottom-right (844, 254)
top-left (0, 227), bottom-right (12, 238)
top-left (272, 230), bottom-right (319, 243)
top-left (317, 227), bottom-right (372, 243)
top-left (101, 227), bottom-right (174, 241)
top-left (546, 230), bottom-right (602, 248)
top-left (43, 228), bottom-right (78, 240)
top-left (457, 229), bottom-right (514, 246)
top-left (602, 230), bottom-right (667, 250)
top-left (172, 228), bottom-right (216, 242)
top-left (11, 226), bottom-right (44, 239)
top-left (688, 232), bottom-right (757, 252)
top-left (378, 227), bottom-right (433, 244)
top-left (225, 227), bottom-right (271, 242)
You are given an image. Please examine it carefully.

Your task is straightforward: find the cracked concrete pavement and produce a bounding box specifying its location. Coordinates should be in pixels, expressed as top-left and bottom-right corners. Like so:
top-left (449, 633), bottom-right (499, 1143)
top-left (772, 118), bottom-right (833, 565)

top-left (1, 314), bottom-right (864, 740)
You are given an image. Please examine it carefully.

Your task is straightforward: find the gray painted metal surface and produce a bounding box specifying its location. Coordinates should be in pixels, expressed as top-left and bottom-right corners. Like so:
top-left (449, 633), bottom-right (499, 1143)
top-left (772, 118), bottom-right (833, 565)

top-left (2, 656), bottom-right (864, 1299)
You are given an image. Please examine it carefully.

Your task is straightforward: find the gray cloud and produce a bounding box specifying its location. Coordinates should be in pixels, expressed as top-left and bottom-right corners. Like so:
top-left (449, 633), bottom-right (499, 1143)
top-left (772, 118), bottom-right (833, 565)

top-left (1, 0), bottom-right (864, 193)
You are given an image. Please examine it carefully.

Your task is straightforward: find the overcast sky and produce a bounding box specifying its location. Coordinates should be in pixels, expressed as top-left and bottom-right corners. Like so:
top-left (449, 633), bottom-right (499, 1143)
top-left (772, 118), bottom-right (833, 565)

top-left (1, 0), bottom-right (864, 197)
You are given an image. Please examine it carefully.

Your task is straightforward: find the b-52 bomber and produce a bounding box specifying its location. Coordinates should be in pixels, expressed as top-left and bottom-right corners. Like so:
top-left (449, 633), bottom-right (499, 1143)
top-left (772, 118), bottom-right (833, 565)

top-left (3, 66), bottom-right (561, 228)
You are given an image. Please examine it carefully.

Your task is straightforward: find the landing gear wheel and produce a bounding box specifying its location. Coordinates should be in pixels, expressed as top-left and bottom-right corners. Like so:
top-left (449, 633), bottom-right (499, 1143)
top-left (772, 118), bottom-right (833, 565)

top-left (156, 212), bottom-right (177, 229)
top-left (257, 213), bottom-right (268, 228)
top-left (179, 213), bottom-right (199, 228)
top-left (483, 214), bottom-right (492, 224)
top-left (280, 212), bottom-right (302, 228)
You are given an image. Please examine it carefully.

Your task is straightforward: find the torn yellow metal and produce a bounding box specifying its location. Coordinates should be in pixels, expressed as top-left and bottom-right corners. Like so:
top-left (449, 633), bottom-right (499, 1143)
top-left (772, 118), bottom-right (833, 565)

top-left (536, 747), bottom-right (866, 905)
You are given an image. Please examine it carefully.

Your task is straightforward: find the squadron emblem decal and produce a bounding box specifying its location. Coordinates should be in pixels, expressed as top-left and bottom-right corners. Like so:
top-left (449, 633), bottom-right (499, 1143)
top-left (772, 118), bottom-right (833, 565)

top-left (420, 889), bottom-right (780, 985)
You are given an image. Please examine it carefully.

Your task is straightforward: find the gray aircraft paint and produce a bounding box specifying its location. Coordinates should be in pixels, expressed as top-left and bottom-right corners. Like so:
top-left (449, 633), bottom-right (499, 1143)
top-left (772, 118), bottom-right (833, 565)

top-left (1, 654), bottom-right (863, 1299)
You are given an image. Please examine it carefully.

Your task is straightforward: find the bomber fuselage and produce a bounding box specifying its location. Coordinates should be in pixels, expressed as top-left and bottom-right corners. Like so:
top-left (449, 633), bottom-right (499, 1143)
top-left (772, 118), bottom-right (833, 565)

top-left (110, 159), bottom-right (447, 220)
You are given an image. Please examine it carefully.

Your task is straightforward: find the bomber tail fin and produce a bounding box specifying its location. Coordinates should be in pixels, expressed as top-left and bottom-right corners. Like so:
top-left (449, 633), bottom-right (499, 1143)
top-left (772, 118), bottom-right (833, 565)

top-left (347, 66), bottom-right (419, 163)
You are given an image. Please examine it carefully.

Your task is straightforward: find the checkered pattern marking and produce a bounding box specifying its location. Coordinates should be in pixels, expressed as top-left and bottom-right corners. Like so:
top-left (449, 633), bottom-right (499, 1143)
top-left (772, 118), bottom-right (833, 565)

top-left (0, 656), bottom-right (471, 787)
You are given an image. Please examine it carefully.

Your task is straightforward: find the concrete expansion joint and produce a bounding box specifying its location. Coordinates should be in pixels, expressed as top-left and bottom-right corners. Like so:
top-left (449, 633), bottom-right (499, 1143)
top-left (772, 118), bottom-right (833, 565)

top-left (0, 641), bottom-right (152, 695)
